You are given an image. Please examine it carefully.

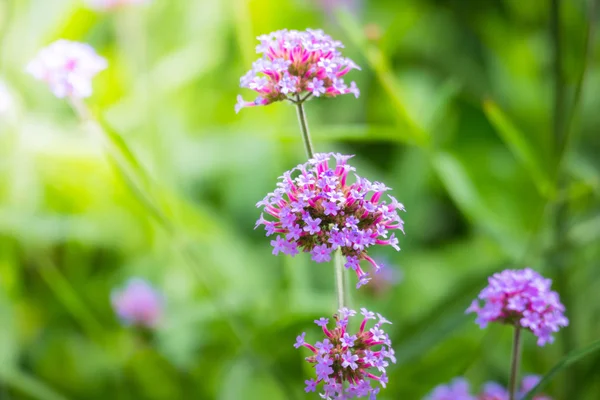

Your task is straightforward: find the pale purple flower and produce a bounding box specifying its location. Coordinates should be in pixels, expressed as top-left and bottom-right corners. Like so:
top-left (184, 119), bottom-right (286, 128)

top-left (295, 308), bottom-right (395, 399)
top-left (294, 332), bottom-right (307, 349)
top-left (305, 379), bottom-right (318, 393)
top-left (111, 278), bottom-right (162, 328)
top-left (26, 40), bottom-right (107, 99)
top-left (256, 153), bottom-right (406, 288)
top-left (368, 257), bottom-right (403, 296)
top-left (466, 268), bottom-right (569, 346)
top-left (86, 0), bottom-right (150, 10)
top-left (235, 29), bottom-right (361, 113)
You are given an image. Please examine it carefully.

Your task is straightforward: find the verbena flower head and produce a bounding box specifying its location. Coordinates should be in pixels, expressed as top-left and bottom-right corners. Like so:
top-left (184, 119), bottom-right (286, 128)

top-left (235, 28), bottom-right (360, 113)
top-left (295, 308), bottom-right (394, 399)
top-left (424, 378), bottom-right (475, 400)
top-left (111, 278), bottom-right (163, 328)
top-left (256, 153), bottom-right (405, 288)
top-left (86, 0), bottom-right (150, 10)
top-left (26, 40), bottom-right (107, 99)
top-left (425, 377), bottom-right (552, 400)
top-left (466, 268), bottom-right (568, 346)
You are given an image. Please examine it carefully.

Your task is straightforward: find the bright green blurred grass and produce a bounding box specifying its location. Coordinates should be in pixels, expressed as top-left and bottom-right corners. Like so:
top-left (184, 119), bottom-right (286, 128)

top-left (1, 0), bottom-right (599, 399)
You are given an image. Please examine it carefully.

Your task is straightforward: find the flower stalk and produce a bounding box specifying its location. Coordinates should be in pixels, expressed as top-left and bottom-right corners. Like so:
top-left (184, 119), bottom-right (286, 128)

top-left (294, 96), bottom-right (346, 310)
top-left (509, 326), bottom-right (523, 400)
top-left (295, 98), bottom-right (315, 159)
top-left (334, 248), bottom-right (345, 309)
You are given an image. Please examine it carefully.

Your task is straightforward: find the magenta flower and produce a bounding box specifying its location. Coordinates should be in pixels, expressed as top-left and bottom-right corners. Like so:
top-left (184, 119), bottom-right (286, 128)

top-left (295, 308), bottom-right (394, 399)
top-left (235, 29), bottom-right (360, 113)
top-left (26, 40), bottom-right (107, 99)
top-left (111, 278), bottom-right (163, 328)
top-left (466, 268), bottom-right (568, 346)
top-left (424, 378), bottom-right (475, 400)
top-left (86, 0), bottom-right (150, 10)
top-left (256, 153), bottom-right (405, 288)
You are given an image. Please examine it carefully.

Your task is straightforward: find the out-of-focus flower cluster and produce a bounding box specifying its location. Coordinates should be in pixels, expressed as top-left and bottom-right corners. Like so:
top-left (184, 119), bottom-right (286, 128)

top-left (256, 152), bottom-right (405, 288)
top-left (236, 28), bottom-right (360, 113)
top-left (424, 376), bottom-right (551, 400)
top-left (26, 39), bottom-right (107, 99)
top-left (86, 0), bottom-right (150, 10)
top-left (295, 308), bottom-right (395, 399)
top-left (367, 257), bottom-right (403, 296)
top-left (111, 278), bottom-right (163, 328)
top-left (466, 268), bottom-right (568, 346)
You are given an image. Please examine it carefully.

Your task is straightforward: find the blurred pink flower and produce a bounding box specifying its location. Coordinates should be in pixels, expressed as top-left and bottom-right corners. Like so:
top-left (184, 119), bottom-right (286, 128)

top-left (111, 278), bottom-right (163, 328)
top-left (26, 39), bottom-right (107, 99)
top-left (315, 0), bottom-right (362, 15)
top-left (86, 0), bottom-right (150, 10)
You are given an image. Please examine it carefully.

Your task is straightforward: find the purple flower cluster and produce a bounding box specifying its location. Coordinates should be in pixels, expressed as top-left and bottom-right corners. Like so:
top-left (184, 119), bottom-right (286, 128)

top-left (111, 278), bottom-right (163, 328)
top-left (295, 308), bottom-right (395, 399)
top-left (466, 268), bottom-right (568, 346)
top-left (255, 152), bottom-right (405, 288)
top-left (424, 376), bottom-right (551, 400)
top-left (236, 28), bottom-right (360, 113)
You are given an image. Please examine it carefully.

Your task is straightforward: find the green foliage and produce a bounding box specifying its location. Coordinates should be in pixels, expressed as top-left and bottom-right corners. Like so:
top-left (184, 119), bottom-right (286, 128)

top-left (1, 0), bottom-right (599, 399)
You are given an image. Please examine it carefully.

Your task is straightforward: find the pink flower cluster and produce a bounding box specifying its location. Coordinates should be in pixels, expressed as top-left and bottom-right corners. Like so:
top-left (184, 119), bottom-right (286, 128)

top-left (255, 152), bottom-right (405, 288)
top-left (466, 268), bottom-right (568, 346)
top-left (86, 0), bottom-right (150, 10)
top-left (26, 40), bottom-right (107, 99)
top-left (236, 28), bottom-right (360, 113)
top-left (111, 278), bottom-right (163, 328)
top-left (295, 308), bottom-right (395, 399)
top-left (424, 376), bottom-right (551, 400)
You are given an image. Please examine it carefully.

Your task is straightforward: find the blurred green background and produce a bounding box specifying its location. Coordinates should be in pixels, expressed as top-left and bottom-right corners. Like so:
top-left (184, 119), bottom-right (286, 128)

top-left (1, 0), bottom-right (599, 399)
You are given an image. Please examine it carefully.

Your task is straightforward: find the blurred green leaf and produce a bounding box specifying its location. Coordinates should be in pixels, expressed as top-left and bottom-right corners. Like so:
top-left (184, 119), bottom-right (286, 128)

top-left (0, 370), bottom-right (68, 400)
top-left (336, 9), bottom-right (430, 147)
top-left (483, 99), bottom-right (553, 197)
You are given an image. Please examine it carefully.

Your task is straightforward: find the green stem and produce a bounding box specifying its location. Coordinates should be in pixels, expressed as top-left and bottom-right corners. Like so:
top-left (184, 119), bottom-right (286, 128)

top-left (36, 257), bottom-right (104, 338)
top-left (334, 248), bottom-right (345, 309)
top-left (293, 98), bottom-right (347, 310)
top-left (551, 0), bottom-right (565, 160)
top-left (295, 99), bottom-right (315, 159)
top-left (509, 326), bottom-right (523, 400)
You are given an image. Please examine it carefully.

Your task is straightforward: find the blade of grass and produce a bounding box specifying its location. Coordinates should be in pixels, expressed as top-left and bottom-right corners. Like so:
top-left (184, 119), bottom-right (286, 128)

top-left (483, 99), bottom-right (553, 197)
top-left (521, 338), bottom-right (600, 400)
top-left (0, 370), bottom-right (68, 400)
top-left (35, 256), bottom-right (105, 338)
top-left (335, 8), bottom-right (430, 147)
